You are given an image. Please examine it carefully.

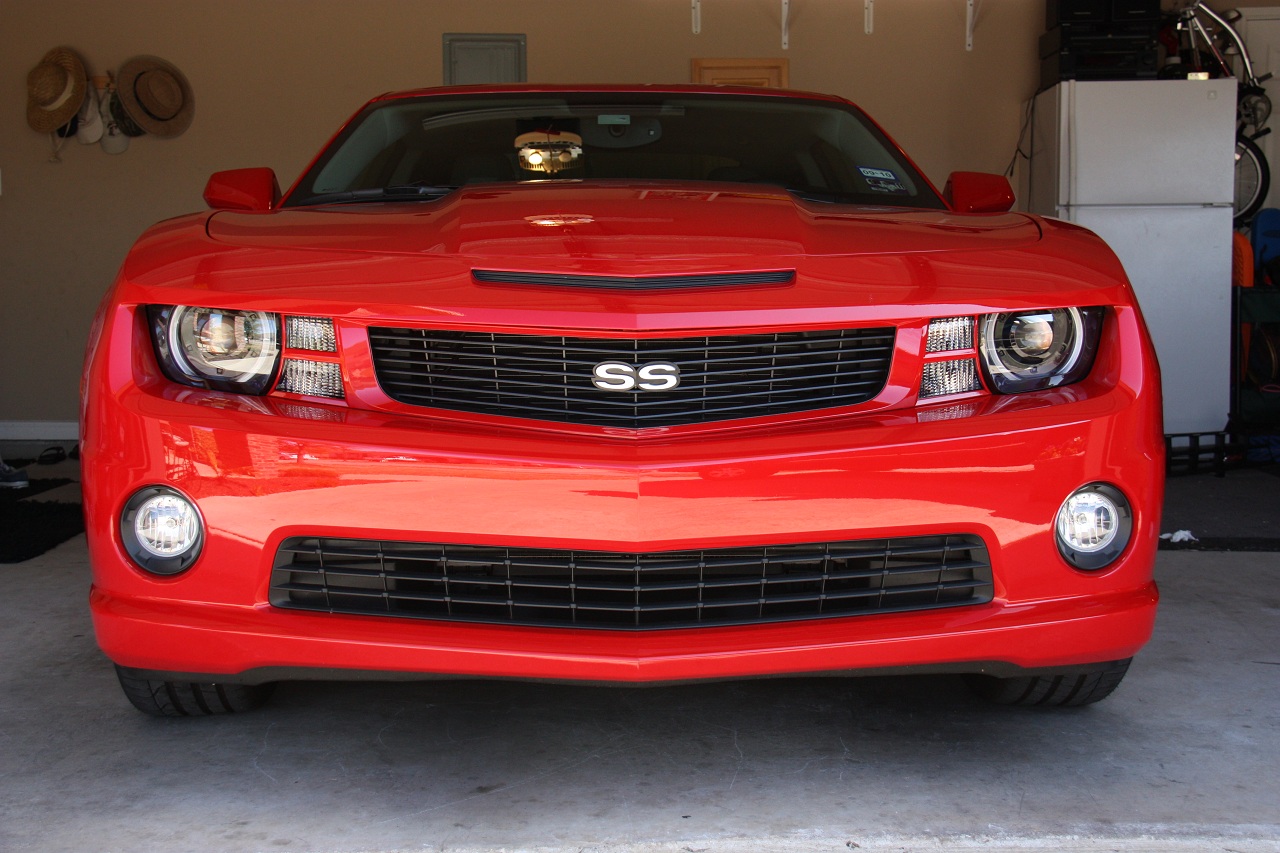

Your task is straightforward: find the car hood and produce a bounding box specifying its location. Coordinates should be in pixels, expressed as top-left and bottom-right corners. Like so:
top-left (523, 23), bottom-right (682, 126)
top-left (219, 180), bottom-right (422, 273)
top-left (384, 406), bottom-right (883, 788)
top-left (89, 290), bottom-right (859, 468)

top-left (206, 182), bottom-right (1041, 263)
top-left (121, 183), bottom-right (1130, 333)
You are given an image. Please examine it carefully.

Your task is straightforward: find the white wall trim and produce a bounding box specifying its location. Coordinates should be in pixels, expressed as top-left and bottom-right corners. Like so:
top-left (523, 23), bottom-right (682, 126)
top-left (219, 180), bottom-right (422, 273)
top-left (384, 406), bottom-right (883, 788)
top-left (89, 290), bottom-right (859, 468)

top-left (0, 420), bottom-right (80, 441)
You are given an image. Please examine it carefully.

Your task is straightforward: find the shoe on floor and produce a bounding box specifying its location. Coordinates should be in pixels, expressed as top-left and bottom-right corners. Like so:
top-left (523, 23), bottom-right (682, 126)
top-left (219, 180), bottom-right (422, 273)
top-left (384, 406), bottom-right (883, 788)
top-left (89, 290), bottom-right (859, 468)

top-left (37, 445), bottom-right (67, 465)
top-left (0, 463), bottom-right (29, 489)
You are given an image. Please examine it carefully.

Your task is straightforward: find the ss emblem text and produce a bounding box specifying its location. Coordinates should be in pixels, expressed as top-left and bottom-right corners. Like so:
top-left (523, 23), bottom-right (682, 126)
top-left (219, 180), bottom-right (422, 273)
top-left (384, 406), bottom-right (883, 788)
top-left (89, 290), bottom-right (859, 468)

top-left (591, 361), bottom-right (681, 392)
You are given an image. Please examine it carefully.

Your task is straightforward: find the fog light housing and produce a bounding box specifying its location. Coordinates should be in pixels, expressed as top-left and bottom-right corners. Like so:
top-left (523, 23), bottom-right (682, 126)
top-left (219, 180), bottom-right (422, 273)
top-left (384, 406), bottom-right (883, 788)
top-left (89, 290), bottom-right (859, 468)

top-left (120, 486), bottom-right (204, 575)
top-left (1055, 483), bottom-right (1132, 571)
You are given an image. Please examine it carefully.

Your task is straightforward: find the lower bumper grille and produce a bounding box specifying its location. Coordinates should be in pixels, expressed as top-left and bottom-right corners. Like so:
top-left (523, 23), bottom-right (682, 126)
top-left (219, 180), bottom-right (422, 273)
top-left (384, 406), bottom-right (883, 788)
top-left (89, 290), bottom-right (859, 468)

top-left (270, 535), bottom-right (992, 630)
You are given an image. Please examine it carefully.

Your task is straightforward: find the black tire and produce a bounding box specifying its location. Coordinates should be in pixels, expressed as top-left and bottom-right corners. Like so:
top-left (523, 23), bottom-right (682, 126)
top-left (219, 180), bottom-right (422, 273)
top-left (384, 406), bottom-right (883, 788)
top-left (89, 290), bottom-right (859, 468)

top-left (964, 659), bottom-right (1131, 707)
top-left (1235, 133), bottom-right (1270, 227)
top-left (115, 666), bottom-right (275, 716)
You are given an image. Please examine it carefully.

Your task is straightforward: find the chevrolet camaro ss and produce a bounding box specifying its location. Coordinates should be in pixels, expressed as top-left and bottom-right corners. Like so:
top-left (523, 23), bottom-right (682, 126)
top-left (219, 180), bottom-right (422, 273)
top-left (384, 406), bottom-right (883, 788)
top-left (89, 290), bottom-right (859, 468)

top-left (81, 85), bottom-right (1163, 716)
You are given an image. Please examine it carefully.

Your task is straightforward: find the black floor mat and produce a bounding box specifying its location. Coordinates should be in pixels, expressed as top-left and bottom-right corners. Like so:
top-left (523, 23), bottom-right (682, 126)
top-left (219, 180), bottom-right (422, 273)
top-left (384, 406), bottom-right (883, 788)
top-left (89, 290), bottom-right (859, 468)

top-left (0, 478), bottom-right (84, 564)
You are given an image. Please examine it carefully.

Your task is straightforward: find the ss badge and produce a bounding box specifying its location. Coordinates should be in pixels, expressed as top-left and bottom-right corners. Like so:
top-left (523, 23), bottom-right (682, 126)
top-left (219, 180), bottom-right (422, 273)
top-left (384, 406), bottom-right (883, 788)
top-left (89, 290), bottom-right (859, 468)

top-left (591, 361), bottom-right (681, 392)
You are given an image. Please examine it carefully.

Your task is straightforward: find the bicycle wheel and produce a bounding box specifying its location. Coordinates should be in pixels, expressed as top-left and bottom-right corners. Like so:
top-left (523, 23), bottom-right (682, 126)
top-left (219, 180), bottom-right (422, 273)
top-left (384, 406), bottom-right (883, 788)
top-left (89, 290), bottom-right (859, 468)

top-left (1235, 133), bottom-right (1270, 226)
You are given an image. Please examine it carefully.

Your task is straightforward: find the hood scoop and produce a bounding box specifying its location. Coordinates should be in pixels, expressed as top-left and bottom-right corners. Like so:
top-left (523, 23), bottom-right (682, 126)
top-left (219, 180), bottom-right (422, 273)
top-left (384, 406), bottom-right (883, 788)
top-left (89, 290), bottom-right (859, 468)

top-left (471, 269), bottom-right (795, 291)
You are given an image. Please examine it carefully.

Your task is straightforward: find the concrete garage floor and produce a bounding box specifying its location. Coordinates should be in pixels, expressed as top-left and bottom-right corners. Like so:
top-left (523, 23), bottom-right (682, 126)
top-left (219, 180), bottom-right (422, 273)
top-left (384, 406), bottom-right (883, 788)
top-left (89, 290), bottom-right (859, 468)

top-left (0, 460), bottom-right (1277, 852)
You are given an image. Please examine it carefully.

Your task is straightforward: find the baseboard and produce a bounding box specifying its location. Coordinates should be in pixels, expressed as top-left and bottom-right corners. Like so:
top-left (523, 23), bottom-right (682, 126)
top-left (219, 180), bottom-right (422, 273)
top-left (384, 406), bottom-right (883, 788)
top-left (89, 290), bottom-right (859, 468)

top-left (0, 420), bottom-right (80, 441)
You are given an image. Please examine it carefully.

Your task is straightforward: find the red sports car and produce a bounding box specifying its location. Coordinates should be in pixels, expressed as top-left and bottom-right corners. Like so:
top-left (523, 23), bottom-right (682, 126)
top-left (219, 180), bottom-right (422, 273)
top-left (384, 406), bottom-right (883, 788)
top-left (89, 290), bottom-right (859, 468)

top-left (81, 85), bottom-right (1163, 716)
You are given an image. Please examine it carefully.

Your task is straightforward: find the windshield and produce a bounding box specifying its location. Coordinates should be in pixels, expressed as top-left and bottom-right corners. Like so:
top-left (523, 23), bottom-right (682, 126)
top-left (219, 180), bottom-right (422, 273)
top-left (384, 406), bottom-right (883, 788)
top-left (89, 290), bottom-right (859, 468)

top-left (284, 92), bottom-right (945, 209)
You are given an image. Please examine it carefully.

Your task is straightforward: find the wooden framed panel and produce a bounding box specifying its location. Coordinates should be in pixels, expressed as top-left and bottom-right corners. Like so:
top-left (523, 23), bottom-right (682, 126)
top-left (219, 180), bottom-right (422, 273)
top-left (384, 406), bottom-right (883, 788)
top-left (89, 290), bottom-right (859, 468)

top-left (691, 58), bottom-right (789, 88)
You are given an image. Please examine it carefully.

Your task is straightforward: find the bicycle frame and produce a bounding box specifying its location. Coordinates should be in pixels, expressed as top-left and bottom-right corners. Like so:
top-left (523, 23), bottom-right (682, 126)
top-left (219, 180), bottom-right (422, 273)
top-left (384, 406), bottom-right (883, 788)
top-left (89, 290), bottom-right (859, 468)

top-left (1181, 1), bottom-right (1259, 87)
top-left (1171, 2), bottom-right (1275, 223)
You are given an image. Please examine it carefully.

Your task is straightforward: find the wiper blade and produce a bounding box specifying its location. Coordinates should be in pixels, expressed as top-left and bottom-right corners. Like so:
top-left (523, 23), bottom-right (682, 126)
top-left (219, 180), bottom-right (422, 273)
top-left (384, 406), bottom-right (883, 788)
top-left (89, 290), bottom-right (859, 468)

top-left (296, 184), bottom-right (459, 206)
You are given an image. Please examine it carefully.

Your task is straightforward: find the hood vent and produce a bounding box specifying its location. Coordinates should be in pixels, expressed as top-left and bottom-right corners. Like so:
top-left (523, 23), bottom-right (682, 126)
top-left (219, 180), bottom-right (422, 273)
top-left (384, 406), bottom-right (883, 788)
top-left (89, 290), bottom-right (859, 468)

top-left (472, 269), bottom-right (794, 291)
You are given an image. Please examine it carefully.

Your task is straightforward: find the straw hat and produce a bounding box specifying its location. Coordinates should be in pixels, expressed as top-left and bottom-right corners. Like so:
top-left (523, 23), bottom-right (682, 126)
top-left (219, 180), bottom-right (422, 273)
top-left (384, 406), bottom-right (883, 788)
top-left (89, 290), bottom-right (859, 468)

top-left (116, 55), bottom-right (194, 137)
top-left (27, 47), bottom-right (87, 133)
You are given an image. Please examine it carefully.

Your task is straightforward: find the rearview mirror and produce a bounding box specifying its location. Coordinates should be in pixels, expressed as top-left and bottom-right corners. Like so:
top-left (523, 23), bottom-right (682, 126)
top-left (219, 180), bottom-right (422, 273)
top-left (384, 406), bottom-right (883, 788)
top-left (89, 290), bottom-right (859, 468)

top-left (944, 171), bottom-right (1015, 214)
top-left (203, 168), bottom-right (281, 212)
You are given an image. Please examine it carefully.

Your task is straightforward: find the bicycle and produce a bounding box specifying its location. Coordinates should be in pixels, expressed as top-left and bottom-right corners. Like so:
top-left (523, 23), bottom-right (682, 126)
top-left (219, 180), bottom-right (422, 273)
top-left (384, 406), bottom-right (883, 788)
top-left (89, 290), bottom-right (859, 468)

top-left (1164, 1), bottom-right (1273, 224)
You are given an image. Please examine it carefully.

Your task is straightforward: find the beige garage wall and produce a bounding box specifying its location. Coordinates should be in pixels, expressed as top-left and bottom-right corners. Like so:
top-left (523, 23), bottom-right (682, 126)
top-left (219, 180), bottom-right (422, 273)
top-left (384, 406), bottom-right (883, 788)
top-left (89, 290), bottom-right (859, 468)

top-left (1, 0), bottom-right (1045, 428)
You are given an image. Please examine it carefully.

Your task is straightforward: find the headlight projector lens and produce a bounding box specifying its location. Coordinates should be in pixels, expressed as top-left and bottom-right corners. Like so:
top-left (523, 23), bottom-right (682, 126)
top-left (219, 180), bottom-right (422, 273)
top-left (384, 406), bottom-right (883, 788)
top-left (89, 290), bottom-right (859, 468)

top-left (978, 307), bottom-right (1103, 394)
top-left (1056, 483), bottom-right (1133, 571)
top-left (147, 305), bottom-right (282, 395)
top-left (120, 486), bottom-right (205, 574)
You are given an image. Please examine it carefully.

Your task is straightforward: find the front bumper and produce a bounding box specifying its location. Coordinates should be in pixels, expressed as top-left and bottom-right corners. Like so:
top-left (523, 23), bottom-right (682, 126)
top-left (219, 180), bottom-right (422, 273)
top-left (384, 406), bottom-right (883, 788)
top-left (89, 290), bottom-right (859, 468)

top-left (94, 584), bottom-right (1157, 685)
top-left (83, 304), bottom-right (1163, 683)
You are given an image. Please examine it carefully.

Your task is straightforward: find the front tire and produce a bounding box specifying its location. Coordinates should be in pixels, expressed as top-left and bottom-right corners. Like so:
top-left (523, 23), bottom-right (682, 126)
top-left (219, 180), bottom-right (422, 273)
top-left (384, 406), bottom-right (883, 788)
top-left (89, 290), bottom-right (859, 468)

top-left (115, 666), bottom-right (275, 716)
top-left (964, 659), bottom-right (1131, 707)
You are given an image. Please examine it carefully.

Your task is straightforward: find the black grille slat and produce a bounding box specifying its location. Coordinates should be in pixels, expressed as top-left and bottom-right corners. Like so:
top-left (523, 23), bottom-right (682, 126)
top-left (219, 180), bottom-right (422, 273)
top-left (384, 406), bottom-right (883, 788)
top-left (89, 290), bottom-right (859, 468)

top-left (381, 377), bottom-right (887, 407)
top-left (271, 535), bottom-right (993, 630)
top-left (368, 330), bottom-right (894, 354)
top-left (373, 346), bottom-right (897, 363)
top-left (380, 391), bottom-right (887, 424)
top-left (374, 354), bottom-right (893, 380)
top-left (369, 327), bottom-right (895, 428)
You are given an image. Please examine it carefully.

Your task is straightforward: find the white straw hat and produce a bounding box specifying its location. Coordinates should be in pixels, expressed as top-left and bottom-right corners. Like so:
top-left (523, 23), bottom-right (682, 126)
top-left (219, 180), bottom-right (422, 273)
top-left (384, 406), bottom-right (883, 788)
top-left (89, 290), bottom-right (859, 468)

top-left (27, 47), bottom-right (87, 133)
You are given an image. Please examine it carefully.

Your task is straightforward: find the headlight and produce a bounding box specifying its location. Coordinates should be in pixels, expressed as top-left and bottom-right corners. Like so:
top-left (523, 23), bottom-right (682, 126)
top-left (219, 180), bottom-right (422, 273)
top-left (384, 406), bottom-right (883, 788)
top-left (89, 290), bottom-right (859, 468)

top-left (978, 307), bottom-right (1103, 394)
top-left (149, 305), bottom-right (281, 394)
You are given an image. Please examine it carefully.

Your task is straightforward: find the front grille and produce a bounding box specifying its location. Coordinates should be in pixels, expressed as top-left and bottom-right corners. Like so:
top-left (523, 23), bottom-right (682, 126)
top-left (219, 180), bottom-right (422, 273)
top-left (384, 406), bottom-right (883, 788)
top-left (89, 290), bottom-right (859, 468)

top-left (369, 328), bottom-right (895, 428)
top-left (270, 534), bottom-right (992, 630)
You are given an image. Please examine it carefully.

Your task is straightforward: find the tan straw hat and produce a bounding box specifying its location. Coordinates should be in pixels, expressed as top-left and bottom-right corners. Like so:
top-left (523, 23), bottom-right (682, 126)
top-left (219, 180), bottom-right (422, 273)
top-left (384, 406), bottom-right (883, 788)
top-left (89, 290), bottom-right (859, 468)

top-left (27, 47), bottom-right (88, 133)
top-left (116, 55), bottom-right (194, 137)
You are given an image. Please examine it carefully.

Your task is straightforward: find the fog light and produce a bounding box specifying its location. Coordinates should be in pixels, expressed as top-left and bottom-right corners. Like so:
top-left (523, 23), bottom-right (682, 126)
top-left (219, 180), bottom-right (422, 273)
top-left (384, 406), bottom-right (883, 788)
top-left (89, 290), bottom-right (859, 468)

top-left (1055, 483), bottom-right (1132, 571)
top-left (120, 487), bottom-right (204, 574)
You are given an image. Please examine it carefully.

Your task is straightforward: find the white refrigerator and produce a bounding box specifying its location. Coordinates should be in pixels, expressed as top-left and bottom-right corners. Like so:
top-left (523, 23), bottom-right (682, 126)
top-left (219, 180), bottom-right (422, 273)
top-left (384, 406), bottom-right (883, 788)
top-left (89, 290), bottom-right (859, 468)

top-left (1027, 79), bottom-right (1237, 435)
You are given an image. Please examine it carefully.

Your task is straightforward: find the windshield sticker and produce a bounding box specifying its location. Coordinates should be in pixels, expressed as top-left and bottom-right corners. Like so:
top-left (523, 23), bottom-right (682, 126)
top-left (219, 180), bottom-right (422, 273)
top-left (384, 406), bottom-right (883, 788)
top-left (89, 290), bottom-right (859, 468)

top-left (858, 166), bottom-right (908, 195)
